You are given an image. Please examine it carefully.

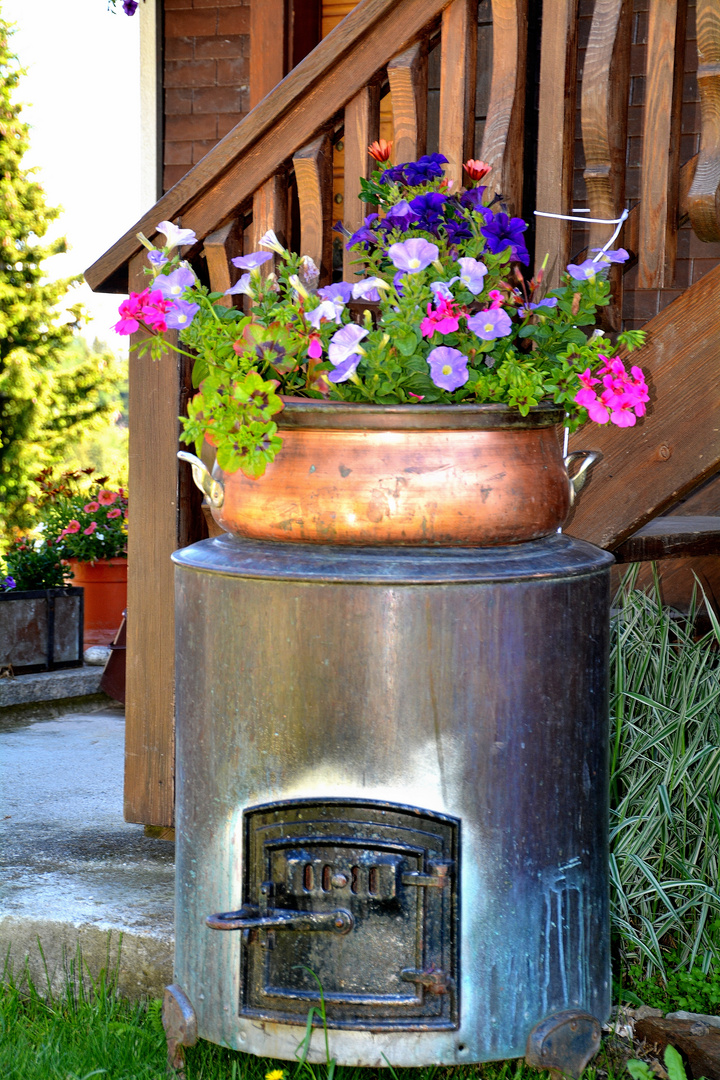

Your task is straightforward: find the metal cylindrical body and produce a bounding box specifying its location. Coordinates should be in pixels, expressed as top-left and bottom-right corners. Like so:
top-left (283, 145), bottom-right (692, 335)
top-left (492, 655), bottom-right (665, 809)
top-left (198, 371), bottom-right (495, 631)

top-left (173, 533), bottom-right (613, 1067)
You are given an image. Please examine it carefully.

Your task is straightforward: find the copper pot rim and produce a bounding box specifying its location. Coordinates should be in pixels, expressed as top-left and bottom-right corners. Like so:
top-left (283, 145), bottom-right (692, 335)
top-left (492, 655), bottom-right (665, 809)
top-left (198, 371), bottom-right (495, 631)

top-left (277, 398), bottom-right (565, 432)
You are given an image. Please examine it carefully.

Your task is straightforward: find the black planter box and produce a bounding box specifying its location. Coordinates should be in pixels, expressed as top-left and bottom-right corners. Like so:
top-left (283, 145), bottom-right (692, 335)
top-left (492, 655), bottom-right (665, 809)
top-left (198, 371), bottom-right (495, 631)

top-left (0, 587), bottom-right (84, 674)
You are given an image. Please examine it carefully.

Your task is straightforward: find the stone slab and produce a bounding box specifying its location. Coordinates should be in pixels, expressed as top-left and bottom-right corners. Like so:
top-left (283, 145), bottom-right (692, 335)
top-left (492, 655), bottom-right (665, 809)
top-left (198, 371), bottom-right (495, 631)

top-left (0, 665), bottom-right (104, 707)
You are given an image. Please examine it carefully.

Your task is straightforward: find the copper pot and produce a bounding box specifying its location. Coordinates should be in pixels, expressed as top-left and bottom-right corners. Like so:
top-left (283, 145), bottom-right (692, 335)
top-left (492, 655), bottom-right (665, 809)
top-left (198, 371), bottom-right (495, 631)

top-left (179, 402), bottom-right (599, 547)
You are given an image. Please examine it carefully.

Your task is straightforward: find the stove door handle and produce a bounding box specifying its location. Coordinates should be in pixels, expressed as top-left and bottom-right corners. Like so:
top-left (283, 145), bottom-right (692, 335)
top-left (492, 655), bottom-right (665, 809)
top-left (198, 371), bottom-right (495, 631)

top-left (206, 905), bottom-right (354, 934)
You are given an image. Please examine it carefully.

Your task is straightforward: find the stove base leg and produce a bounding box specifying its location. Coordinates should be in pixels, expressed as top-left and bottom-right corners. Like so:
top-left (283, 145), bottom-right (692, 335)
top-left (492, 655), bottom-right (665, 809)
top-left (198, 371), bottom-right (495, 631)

top-left (163, 984), bottom-right (198, 1078)
top-left (525, 1009), bottom-right (602, 1078)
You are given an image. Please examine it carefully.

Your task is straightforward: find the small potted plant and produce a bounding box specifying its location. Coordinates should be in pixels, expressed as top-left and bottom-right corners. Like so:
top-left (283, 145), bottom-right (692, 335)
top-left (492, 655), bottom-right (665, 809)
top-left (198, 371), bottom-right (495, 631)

top-left (39, 473), bottom-right (128, 647)
top-left (0, 535), bottom-right (83, 673)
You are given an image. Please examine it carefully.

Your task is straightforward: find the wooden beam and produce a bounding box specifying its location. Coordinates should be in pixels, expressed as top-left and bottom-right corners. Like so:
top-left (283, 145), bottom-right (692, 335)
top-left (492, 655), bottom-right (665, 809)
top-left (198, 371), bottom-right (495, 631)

top-left (86, 0), bottom-right (451, 294)
top-left (202, 219), bottom-right (244, 307)
top-left (534, 0), bottom-right (579, 286)
top-left (342, 83), bottom-right (380, 282)
top-left (387, 42), bottom-right (428, 166)
top-left (566, 262), bottom-right (720, 551)
top-left (124, 251), bottom-right (179, 828)
top-left (637, 1), bottom-right (686, 287)
top-left (479, 0), bottom-right (527, 214)
top-left (249, 0), bottom-right (287, 109)
top-left (293, 133), bottom-right (334, 285)
top-left (439, 0), bottom-right (477, 192)
top-left (613, 517), bottom-right (720, 563)
top-left (688, 0), bottom-right (720, 241)
top-left (250, 172), bottom-right (288, 274)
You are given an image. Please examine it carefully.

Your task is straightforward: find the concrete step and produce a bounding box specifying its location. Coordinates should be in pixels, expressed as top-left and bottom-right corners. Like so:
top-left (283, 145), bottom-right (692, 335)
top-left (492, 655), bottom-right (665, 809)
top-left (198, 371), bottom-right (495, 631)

top-left (0, 704), bottom-right (174, 1001)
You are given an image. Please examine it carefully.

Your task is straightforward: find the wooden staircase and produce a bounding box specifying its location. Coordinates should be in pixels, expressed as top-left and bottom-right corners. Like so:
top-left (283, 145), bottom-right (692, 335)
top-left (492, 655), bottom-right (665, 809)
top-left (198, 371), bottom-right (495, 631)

top-left (87, 0), bottom-right (720, 827)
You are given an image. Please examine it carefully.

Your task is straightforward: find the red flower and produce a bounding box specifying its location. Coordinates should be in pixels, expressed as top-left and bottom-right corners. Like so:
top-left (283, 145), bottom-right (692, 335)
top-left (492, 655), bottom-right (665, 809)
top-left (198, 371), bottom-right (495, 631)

top-left (368, 139), bottom-right (392, 163)
top-left (107, 508), bottom-right (122, 519)
top-left (60, 519), bottom-right (81, 536)
top-left (98, 490), bottom-right (117, 506)
top-left (83, 522), bottom-right (97, 536)
top-left (463, 159), bottom-right (491, 183)
top-left (84, 501), bottom-right (100, 513)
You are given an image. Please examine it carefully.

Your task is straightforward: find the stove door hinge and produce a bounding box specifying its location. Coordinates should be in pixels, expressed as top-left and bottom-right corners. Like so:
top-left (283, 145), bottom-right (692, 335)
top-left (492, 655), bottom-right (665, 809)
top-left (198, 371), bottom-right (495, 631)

top-left (400, 966), bottom-right (452, 995)
top-left (401, 859), bottom-right (453, 889)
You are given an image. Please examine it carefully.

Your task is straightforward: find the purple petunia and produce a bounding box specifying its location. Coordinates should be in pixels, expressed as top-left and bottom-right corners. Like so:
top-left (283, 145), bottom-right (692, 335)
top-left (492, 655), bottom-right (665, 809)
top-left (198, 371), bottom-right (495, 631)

top-left (456, 257), bottom-right (488, 295)
top-left (225, 272), bottom-right (254, 298)
top-left (318, 282), bottom-right (354, 304)
top-left (231, 251), bottom-right (273, 272)
top-left (352, 277), bottom-right (387, 303)
top-left (382, 200), bottom-right (419, 233)
top-left (347, 213), bottom-right (379, 250)
top-left (2, 575), bottom-right (16, 591)
top-left (380, 153), bottom-right (448, 187)
top-left (147, 249), bottom-right (168, 268)
top-left (518, 298), bottom-right (558, 317)
top-left (123, 0), bottom-right (138, 14)
top-left (590, 247), bottom-right (630, 264)
top-left (467, 308), bottom-right (513, 340)
top-left (408, 192), bottom-right (448, 233)
top-left (327, 354), bottom-right (361, 383)
top-left (481, 212), bottom-right (529, 265)
top-left (459, 187), bottom-right (488, 213)
top-left (328, 323), bottom-right (369, 364)
top-left (165, 299), bottom-right (199, 330)
top-left (566, 258), bottom-right (604, 281)
top-left (153, 266), bottom-right (195, 299)
top-left (430, 280), bottom-right (456, 301)
top-left (306, 300), bottom-right (343, 328)
top-left (387, 238), bottom-right (438, 274)
top-left (427, 346), bottom-right (469, 392)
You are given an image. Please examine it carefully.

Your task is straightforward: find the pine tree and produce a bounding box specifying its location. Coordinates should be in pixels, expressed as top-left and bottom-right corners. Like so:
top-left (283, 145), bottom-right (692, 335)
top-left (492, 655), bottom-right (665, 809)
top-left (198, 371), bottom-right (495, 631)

top-left (0, 17), bottom-right (123, 533)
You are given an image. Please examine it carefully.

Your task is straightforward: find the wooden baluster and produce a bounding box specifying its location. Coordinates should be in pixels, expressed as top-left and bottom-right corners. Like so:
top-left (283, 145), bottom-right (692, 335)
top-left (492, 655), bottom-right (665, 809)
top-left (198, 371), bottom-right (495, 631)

top-left (343, 84), bottom-right (381, 282)
top-left (439, 0), bottom-right (478, 191)
top-left (202, 219), bottom-right (244, 307)
top-left (479, 0), bottom-right (527, 213)
top-left (688, 0), bottom-right (720, 242)
top-left (535, 0), bottom-right (579, 286)
top-left (637, 1), bottom-right (686, 288)
top-left (580, 0), bottom-right (631, 328)
top-left (293, 133), bottom-right (335, 286)
top-left (251, 173), bottom-right (288, 271)
top-left (387, 42), bottom-right (429, 165)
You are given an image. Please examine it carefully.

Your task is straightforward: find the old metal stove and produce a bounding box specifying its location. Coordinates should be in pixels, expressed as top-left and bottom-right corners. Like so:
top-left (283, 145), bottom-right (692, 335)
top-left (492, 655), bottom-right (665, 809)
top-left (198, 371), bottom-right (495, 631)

top-left (166, 533), bottom-right (613, 1074)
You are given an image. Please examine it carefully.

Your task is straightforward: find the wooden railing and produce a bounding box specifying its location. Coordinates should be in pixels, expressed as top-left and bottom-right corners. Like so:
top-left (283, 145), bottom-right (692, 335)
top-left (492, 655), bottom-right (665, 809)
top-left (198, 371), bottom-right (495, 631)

top-left (93, 0), bottom-right (720, 827)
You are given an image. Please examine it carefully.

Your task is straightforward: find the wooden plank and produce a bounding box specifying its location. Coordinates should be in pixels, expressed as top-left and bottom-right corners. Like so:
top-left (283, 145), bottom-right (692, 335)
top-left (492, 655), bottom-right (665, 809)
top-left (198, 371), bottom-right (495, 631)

top-left (637, 1), bottom-right (685, 288)
top-left (202, 219), bottom-right (244, 307)
top-left (124, 251), bottom-right (178, 828)
top-left (249, 0), bottom-right (287, 109)
top-left (87, 0), bottom-right (451, 294)
top-left (342, 83), bottom-right (380, 281)
top-left (250, 172), bottom-right (288, 273)
top-left (439, 0), bottom-right (477, 191)
top-left (688, 0), bottom-right (720, 242)
top-left (479, 0), bottom-right (527, 214)
top-left (293, 133), bottom-right (334, 285)
top-left (566, 261), bottom-right (720, 551)
top-left (613, 516), bottom-right (720, 563)
top-left (387, 42), bottom-right (428, 166)
top-left (534, 0), bottom-right (579, 286)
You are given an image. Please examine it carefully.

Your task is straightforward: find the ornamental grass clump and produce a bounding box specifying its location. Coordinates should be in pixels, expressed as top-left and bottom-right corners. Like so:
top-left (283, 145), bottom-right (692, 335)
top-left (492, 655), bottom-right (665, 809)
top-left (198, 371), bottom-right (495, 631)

top-left (116, 153), bottom-right (648, 477)
top-left (609, 572), bottom-right (720, 982)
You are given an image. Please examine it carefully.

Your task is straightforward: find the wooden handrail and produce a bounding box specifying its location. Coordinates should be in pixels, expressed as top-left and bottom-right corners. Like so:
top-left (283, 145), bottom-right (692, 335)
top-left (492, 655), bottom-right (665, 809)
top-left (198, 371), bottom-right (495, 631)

top-left (86, 0), bottom-right (451, 294)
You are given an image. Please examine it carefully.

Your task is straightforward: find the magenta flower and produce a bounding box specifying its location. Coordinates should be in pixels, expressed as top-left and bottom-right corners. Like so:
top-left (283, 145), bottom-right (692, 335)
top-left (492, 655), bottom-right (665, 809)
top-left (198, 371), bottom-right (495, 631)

top-left (427, 346), bottom-right (469, 391)
top-left (387, 238), bottom-right (438, 274)
top-left (166, 299), bottom-right (200, 330)
top-left (114, 291), bottom-right (145, 335)
top-left (455, 257), bottom-right (488, 295)
top-left (420, 297), bottom-right (461, 338)
top-left (328, 323), bottom-right (368, 364)
top-left (231, 251), bottom-right (273, 272)
top-left (467, 308), bottom-right (513, 340)
top-left (153, 266), bottom-right (195, 300)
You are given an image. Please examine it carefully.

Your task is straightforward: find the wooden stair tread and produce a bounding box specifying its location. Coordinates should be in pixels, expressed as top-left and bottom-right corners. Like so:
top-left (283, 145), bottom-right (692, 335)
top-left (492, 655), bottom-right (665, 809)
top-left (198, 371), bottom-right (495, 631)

top-left (612, 515), bottom-right (720, 563)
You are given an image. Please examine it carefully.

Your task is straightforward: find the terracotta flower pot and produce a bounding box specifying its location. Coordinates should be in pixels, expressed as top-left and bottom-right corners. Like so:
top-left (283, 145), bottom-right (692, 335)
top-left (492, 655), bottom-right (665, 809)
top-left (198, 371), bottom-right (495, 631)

top-left (181, 402), bottom-right (599, 547)
top-left (66, 557), bottom-right (128, 647)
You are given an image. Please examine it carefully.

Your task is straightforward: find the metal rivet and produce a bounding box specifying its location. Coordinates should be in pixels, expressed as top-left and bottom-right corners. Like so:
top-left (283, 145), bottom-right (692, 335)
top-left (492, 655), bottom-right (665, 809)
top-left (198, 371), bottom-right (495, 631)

top-left (336, 140), bottom-right (344, 151)
top-left (334, 193), bottom-right (344, 204)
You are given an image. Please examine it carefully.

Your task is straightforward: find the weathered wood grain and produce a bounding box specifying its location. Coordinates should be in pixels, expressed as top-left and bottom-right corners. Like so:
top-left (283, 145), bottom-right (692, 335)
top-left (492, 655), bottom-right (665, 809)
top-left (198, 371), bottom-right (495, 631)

top-left (87, 0), bottom-right (452, 294)
top-left (614, 516), bottom-right (720, 562)
top-left (293, 133), bottom-right (334, 285)
top-left (123, 251), bottom-right (178, 828)
top-left (688, 0), bottom-right (720, 242)
top-left (535, 0), bottom-right (579, 286)
top-left (342, 83), bottom-right (380, 281)
top-left (249, 0), bottom-right (287, 109)
top-left (479, 0), bottom-right (527, 214)
top-left (637, 1), bottom-right (686, 288)
top-left (439, 0), bottom-right (477, 191)
top-left (387, 42), bottom-right (428, 167)
top-left (203, 219), bottom-right (243, 306)
top-left (250, 172), bottom-right (288, 275)
top-left (567, 262), bottom-right (720, 551)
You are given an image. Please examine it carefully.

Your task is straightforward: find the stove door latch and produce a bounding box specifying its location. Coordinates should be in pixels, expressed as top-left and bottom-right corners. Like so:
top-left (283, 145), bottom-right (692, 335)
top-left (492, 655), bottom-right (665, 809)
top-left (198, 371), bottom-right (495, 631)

top-left (400, 966), bottom-right (452, 995)
top-left (206, 905), bottom-right (354, 934)
top-left (401, 859), bottom-right (453, 888)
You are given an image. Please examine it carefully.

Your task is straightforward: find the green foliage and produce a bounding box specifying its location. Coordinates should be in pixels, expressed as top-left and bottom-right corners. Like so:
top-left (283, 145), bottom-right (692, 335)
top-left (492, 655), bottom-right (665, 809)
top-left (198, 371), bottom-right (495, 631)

top-left (627, 1045), bottom-right (688, 1080)
top-left (621, 947), bottom-right (720, 1013)
top-left (0, 533), bottom-right (66, 589)
top-left (39, 473), bottom-right (128, 562)
top-left (0, 22), bottom-right (125, 534)
top-left (609, 571), bottom-right (720, 980)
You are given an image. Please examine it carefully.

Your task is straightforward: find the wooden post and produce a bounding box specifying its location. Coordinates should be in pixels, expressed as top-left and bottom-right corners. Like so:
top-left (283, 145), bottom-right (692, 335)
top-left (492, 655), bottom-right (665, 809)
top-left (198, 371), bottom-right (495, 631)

top-left (387, 43), bottom-right (428, 166)
top-left (343, 84), bottom-right (380, 282)
top-left (439, 0), bottom-right (478, 192)
top-left (687, 0), bottom-right (720, 242)
top-left (479, 0), bottom-right (527, 214)
top-left (293, 134), bottom-right (334, 285)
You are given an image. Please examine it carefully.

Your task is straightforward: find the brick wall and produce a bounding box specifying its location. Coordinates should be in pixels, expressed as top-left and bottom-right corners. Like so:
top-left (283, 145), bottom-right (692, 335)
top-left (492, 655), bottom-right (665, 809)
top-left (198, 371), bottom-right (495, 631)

top-left (163, 0), bottom-right (250, 191)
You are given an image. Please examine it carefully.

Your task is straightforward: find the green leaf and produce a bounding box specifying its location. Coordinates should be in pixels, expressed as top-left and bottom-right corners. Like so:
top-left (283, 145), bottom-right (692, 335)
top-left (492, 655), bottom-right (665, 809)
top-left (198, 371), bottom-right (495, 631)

top-left (626, 1060), bottom-right (656, 1080)
top-left (664, 1044), bottom-right (688, 1080)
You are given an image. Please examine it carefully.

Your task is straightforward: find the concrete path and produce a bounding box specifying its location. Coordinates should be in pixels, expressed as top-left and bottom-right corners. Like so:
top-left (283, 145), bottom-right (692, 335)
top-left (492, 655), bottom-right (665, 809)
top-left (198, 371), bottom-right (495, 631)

top-left (0, 701), bottom-right (174, 1000)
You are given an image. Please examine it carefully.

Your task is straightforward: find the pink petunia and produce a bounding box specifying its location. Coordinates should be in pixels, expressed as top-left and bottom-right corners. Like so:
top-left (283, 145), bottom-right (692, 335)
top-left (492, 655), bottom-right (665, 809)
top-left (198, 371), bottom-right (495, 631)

top-left (61, 519), bottom-right (81, 535)
top-left (84, 501), bottom-right (100, 513)
top-left (107, 508), bottom-right (122, 519)
top-left (84, 522), bottom-right (97, 535)
top-left (98, 490), bottom-right (117, 506)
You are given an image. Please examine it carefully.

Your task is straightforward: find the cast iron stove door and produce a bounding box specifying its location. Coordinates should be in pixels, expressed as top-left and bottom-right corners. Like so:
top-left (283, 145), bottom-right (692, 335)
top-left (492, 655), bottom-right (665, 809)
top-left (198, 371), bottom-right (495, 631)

top-left (228, 800), bottom-right (459, 1029)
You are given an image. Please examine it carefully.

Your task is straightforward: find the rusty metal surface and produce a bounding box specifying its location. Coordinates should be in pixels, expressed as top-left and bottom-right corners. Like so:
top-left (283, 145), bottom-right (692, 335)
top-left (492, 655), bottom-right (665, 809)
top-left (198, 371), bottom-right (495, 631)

top-left (525, 1008), bottom-right (602, 1077)
top-left (163, 983), bottom-right (198, 1077)
top-left (173, 535), bottom-right (612, 1066)
top-left (210, 402), bottom-right (578, 546)
top-left (0, 588), bottom-right (83, 673)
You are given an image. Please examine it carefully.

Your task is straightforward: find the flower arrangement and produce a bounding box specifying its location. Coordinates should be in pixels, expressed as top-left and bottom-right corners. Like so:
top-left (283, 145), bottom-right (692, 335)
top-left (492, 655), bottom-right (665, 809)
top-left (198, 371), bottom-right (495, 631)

top-left (43, 486), bottom-right (129, 563)
top-left (115, 150), bottom-right (648, 478)
top-left (1, 536), bottom-right (66, 592)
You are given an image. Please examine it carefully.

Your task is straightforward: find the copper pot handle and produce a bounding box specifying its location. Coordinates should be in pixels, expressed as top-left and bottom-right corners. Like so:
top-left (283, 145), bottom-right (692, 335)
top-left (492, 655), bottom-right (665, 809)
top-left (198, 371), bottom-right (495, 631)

top-left (564, 450), bottom-right (601, 505)
top-left (178, 451), bottom-right (224, 509)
